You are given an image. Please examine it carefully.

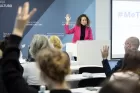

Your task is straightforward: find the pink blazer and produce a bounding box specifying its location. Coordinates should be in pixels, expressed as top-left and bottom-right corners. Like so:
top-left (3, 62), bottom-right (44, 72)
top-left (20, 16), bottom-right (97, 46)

top-left (64, 25), bottom-right (93, 43)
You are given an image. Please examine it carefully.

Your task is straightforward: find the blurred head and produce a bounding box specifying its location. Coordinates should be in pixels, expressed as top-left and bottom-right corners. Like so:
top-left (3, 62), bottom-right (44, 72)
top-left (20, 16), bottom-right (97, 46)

top-left (99, 79), bottom-right (140, 93)
top-left (76, 14), bottom-right (90, 26)
top-left (49, 35), bottom-right (62, 50)
top-left (0, 49), bottom-right (3, 58)
top-left (29, 34), bottom-right (51, 58)
top-left (36, 48), bottom-right (70, 89)
top-left (120, 50), bottom-right (140, 75)
top-left (0, 35), bottom-right (10, 51)
top-left (0, 36), bottom-right (10, 57)
top-left (124, 37), bottom-right (139, 53)
top-left (0, 40), bottom-right (5, 53)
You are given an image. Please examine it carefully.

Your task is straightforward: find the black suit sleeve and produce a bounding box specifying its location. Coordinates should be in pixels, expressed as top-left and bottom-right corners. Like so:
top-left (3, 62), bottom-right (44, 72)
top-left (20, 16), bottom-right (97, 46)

top-left (0, 66), bottom-right (8, 93)
top-left (102, 59), bottom-right (123, 77)
top-left (1, 35), bottom-right (37, 93)
top-left (102, 59), bottom-right (112, 77)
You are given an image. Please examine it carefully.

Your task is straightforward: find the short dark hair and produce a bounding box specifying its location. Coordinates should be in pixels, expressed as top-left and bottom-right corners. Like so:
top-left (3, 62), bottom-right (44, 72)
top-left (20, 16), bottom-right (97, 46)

top-left (76, 14), bottom-right (90, 26)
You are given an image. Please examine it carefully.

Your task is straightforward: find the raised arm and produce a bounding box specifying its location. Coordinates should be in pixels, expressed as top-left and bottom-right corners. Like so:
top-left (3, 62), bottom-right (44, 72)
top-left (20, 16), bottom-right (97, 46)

top-left (2, 35), bottom-right (37, 93)
top-left (64, 14), bottom-right (75, 34)
top-left (64, 24), bottom-right (75, 34)
top-left (1, 2), bottom-right (37, 93)
top-left (101, 46), bottom-right (112, 77)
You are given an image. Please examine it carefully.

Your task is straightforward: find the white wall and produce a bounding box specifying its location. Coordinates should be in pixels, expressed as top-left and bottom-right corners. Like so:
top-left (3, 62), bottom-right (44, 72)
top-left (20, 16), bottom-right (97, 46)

top-left (95, 0), bottom-right (111, 40)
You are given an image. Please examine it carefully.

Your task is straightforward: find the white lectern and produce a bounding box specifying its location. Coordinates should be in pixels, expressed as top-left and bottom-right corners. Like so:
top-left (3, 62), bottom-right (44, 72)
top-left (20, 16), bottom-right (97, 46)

top-left (66, 40), bottom-right (110, 66)
top-left (77, 40), bottom-right (110, 66)
top-left (66, 43), bottom-right (77, 57)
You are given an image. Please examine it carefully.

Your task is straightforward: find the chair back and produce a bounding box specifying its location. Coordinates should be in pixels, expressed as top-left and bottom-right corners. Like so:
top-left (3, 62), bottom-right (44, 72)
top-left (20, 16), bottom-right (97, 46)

top-left (78, 78), bottom-right (105, 88)
top-left (79, 67), bottom-right (105, 74)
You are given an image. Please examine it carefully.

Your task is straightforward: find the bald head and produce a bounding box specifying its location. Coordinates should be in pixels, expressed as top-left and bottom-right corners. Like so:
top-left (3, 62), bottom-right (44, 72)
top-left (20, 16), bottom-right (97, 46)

top-left (125, 37), bottom-right (139, 50)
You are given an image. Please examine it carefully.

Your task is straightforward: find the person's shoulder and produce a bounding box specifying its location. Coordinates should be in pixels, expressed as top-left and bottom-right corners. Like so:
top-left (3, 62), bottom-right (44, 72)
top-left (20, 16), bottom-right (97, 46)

top-left (113, 72), bottom-right (124, 76)
top-left (110, 71), bottom-right (139, 81)
top-left (110, 72), bottom-right (125, 81)
top-left (63, 51), bottom-right (69, 56)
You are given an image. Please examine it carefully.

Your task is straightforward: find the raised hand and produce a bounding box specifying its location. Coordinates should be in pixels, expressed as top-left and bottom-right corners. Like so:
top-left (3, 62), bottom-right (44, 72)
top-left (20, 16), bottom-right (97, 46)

top-left (13, 2), bottom-right (37, 37)
top-left (65, 14), bottom-right (71, 22)
top-left (101, 45), bottom-right (109, 59)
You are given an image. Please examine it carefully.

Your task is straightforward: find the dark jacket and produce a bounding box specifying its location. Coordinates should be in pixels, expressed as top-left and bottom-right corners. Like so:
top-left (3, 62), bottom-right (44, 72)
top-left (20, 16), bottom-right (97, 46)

top-left (102, 59), bottom-right (123, 77)
top-left (1, 35), bottom-right (72, 93)
top-left (1, 35), bottom-right (38, 93)
top-left (0, 65), bottom-right (8, 93)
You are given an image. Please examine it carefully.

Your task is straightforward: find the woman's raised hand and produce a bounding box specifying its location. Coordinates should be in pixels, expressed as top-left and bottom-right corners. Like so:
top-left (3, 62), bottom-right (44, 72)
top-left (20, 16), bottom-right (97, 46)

top-left (65, 14), bottom-right (71, 24)
top-left (13, 2), bottom-right (37, 37)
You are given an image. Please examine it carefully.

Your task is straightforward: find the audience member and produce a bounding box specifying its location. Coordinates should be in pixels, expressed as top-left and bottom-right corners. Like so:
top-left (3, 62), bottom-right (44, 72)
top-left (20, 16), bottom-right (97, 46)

top-left (49, 35), bottom-right (63, 50)
top-left (99, 79), bottom-right (140, 93)
top-left (110, 50), bottom-right (140, 81)
top-left (0, 40), bottom-right (8, 93)
top-left (101, 37), bottom-right (140, 77)
top-left (2, 1), bottom-right (140, 93)
top-left (22, 34), bottom-right (51, 86)
top-left (36, 48), bottom-right (71, 93)
top-left (1, 2), bottom-right (37, 93)
top-left (29, 34), bottom-right (51, 58)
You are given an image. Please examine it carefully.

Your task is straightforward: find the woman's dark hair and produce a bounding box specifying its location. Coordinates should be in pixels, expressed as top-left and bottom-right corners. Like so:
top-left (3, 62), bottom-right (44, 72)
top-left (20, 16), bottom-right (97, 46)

top-left (120, 50), bottom-right (140, 75)
top-left (99, 79), bottom-right (140, 93)
top-left (76, 14), bottom-right (90, 26)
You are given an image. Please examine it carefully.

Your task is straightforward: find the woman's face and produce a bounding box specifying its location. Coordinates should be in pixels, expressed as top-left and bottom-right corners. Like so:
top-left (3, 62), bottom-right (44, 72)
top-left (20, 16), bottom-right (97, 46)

top-left (81, 17), bottom-right (87, 26)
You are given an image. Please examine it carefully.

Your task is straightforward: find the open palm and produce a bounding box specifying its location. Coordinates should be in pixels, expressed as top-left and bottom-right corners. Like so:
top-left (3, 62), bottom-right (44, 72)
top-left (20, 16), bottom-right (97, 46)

top-left (14, 2), bottom-right (36, 34)
top-left (65, 14), bottom-right (71, 22)
top-left (101, 45), bottom-right (109, 59)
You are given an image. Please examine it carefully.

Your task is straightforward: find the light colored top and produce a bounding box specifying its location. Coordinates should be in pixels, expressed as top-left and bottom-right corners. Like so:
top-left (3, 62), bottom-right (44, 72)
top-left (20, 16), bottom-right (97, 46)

top-left (110, 71), bottom-right (139, 81)
top-left (19, 51), bottom-right (26, 63)
top-left (22, 62), bottom-right (45, 85)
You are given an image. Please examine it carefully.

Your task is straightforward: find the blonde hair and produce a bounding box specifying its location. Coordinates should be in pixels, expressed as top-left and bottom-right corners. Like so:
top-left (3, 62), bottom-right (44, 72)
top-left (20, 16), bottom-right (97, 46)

top-left (0, 49), bottom-right (3, 57)
top-left (49, 35), bottom-right (62, 50)
top-left (29, 34), bottom-right (51, 58)
top-left (36, 48), bottom-right (70, 83)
